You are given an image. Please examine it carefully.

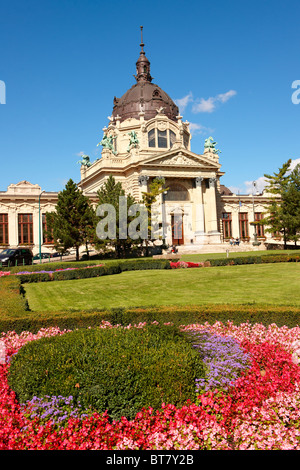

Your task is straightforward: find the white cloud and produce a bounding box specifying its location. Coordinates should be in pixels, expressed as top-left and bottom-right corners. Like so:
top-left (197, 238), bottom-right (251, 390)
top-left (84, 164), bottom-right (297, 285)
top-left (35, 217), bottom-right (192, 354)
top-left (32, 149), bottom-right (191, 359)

top-left (289, 158), bottom-right (300, 171)
top-left (192, 97), bottom-right (216, 113)
top-left (175, 89), bottom-right (236, 114)
top-left (244, 176), bottom-right (267, 194)
top-left (188, 122), bottom-right (214, 136)
top-left (216, 90), bottom-right (237, 103)
top-left (192, 90), bottom-right (237, 113)
top-left (76, 151), bottom-right (86, 157)
top-left (175, 92), bottom-right (193, 113)
top-left (228, 177), bottom-right (267, 195)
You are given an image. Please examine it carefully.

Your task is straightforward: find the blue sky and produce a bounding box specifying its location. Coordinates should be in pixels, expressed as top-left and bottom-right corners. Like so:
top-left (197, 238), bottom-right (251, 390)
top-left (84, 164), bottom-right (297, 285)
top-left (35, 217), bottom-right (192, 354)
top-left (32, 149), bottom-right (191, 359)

top-left (1, 0), bottom-right (300, 195)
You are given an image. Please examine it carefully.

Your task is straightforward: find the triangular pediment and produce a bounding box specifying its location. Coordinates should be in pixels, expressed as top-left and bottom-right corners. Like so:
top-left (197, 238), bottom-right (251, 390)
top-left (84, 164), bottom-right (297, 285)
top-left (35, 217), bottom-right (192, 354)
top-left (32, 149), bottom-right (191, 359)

top-left (141, 147), bottom-right (221, 169)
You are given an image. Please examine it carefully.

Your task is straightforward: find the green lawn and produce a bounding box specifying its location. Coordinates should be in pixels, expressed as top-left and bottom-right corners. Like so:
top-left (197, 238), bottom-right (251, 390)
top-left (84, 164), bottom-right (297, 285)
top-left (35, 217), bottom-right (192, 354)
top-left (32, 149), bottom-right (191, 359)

top-left (180, 249), bottom-right (300, 262)
top-left (24, 262), bottom-right (300, 311)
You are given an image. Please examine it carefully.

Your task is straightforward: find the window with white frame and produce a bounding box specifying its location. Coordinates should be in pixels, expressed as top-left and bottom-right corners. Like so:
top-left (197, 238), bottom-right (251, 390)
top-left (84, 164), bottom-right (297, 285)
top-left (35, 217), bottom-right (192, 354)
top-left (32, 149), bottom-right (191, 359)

top-left (148, 128), bottom-right (177, 149)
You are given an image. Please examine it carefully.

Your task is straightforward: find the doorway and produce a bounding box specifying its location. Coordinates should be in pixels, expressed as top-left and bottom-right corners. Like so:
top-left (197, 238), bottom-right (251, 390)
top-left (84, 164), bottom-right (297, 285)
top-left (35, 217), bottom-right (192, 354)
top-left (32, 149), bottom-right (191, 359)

top-left (171, 212), bottom-right (184, 245)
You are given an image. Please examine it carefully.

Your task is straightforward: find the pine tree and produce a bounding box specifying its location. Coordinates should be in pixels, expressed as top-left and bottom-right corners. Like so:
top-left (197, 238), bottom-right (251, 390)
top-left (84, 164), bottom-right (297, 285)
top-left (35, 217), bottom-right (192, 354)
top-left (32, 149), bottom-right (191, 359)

top-left (262, 159), bottom-right (300, 248)
top-left (283, 164), bottom-right (300, 245)
top-left (95, 175), bottom-right (140, 258)
top-left (45, 179), bottom-right (95, 261)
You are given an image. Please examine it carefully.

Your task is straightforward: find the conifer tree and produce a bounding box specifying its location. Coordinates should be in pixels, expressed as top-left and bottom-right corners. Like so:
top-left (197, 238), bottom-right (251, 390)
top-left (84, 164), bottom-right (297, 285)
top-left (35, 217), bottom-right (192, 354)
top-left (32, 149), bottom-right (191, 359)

top-left (283, 163), bottom-right (300, 245)
top-left (95, 175), bottom-right (140, 257)
top-left (262, 159), bottom-right (300, 248)
top-left (45, 179), bottom-right (95, 261)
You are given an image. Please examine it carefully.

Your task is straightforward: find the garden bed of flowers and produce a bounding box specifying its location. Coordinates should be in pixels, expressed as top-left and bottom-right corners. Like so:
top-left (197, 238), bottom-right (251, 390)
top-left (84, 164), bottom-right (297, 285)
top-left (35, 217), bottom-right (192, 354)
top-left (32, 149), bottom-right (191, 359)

top-left (1, 320), bottom-right (300, 450)
top-left (170, 261), bottom-right (205, 268)
top-left (0, 264), bottom-right (105, 278)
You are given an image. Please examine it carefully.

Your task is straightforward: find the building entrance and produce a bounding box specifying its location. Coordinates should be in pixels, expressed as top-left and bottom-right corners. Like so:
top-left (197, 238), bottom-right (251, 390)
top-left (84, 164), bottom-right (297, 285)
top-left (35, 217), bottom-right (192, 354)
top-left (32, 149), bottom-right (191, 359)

top-left (171, 213), bottom-right (184, 245)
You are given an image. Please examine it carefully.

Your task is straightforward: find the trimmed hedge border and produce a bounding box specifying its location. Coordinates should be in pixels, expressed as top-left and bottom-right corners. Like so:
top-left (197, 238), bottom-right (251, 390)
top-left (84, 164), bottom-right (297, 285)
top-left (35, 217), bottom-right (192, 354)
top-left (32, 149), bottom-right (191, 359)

top-left (211, 253), bottom-right (300, 266)
top-left (1, 301), bottom-right (300, 334)
top-left (13, 258), bottom-right (172, 284)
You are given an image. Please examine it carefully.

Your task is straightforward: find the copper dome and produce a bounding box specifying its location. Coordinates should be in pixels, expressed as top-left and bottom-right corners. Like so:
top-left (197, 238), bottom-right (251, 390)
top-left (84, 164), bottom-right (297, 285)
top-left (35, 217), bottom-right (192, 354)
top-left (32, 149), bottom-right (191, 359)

top-left (112, 27), bottom-right (179, 123)
top-left (112, 81), bottom-right (179, 123)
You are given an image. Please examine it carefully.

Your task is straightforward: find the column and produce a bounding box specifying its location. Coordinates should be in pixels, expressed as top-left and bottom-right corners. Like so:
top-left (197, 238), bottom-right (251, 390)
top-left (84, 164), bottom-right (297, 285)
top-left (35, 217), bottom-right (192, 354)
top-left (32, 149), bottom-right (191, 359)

top-left (205, 177), bottom-right (221, 243)
top-left (8, 207), bottom-right (18, 247)
top-left (232, 207), bottom-right (240, 239)
top-left (193, 177), bottom-right (206, 244)
top-left (33, 207), bottom-right (40, 252)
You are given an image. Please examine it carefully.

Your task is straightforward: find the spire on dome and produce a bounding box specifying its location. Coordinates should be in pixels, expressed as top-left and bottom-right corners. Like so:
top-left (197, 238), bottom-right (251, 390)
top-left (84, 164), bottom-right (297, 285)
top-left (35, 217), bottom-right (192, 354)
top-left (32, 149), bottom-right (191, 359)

top-left (135, 26), bottom-right (152, 82)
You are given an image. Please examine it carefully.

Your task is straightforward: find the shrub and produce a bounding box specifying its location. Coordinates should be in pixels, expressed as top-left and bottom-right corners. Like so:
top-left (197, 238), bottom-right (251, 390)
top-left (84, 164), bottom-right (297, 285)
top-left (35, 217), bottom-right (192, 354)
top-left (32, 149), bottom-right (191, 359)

top-left (8, 323), bottom-right (205, 421)
top-left (13, 258), bottom-right (171, 283)
top-left (51, 264), bottom-right (121, 281)
top-left (0, 276), bottom-right (29, 316)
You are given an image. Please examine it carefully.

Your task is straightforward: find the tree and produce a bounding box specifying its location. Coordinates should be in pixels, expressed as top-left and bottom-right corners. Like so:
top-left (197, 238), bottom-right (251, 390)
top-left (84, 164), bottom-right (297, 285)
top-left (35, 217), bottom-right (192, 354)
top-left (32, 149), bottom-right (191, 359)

top-left (95, 175), bottom-right (141, 258)
top-left (283, 164), bottom-right (300, 245)
top-left (45, 179), bottom-right (96, 261)
top-left (262, 159), bottom-right (300, 248)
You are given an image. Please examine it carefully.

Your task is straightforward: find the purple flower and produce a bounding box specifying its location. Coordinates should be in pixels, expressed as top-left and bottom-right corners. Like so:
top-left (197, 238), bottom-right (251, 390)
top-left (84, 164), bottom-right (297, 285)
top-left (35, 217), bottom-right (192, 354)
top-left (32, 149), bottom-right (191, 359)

top-left (21, 395), bottom-right (92, 426)
top-left (187, 330), bottom-right (251, 393)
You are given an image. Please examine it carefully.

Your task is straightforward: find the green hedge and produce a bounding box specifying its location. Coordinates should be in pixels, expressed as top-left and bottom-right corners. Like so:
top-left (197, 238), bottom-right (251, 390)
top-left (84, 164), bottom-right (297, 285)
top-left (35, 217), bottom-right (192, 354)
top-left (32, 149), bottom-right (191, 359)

top-left (0, 257), bottom-right (172, 274)
top-left (1, 301), bottom-right (300, 334)
top-left (14, 258), bottom-right (171, 283)
top-left (8, 323), bottom-right (205, 420)
top-left (0, 276), bottom-right (29, 317)
top-left (207, 253), bottom-right (300, 267)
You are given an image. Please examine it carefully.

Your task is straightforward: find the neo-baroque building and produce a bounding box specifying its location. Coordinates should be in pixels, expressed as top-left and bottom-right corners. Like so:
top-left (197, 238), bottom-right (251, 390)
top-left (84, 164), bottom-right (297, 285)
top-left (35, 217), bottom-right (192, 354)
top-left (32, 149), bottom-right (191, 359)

top-left (0, 31), bottom-right (277, 255)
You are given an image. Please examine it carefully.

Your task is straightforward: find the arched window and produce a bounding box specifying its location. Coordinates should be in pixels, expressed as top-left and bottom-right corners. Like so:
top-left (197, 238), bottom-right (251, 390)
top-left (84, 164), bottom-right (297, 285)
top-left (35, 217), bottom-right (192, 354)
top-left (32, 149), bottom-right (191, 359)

top-left (148, 128), bottom-right (177, 149)
top-left (148, 129), bottom-right (156, 147)
top-left (165, 183), bottom-right (189, 201)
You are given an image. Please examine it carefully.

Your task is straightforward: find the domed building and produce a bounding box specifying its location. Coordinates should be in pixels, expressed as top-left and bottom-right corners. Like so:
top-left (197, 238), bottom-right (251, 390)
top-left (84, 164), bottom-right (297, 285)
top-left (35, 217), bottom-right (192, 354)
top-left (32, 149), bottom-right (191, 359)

top-left (78, 28), bottom-right (231, 247)
top-left (0, 29), bottom-right (274, 254)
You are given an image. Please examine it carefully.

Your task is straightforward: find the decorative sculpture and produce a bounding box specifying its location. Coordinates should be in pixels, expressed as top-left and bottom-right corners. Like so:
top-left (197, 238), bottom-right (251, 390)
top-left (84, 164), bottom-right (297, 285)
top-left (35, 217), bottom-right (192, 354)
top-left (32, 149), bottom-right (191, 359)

top-left (127, 131), bottom-right (139, 152)
top-left (156, 106), bottom-right (165, 114)
top-left (204, 136), bottom-right (221, 154)
top-left (97, 134), bottom-right (117, 155)
top-left (77, 154), bottom-right (91, 167)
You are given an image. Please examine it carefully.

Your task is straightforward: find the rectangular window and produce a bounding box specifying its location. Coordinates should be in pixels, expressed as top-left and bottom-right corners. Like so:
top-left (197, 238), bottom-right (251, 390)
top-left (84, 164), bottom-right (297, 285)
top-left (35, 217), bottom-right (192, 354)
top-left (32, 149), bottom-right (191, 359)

top-left (42, 214), bottom-right (53, 244)
top-left (254, 212), bottom-right (265, 237)
top-left (18, 214), bottom-right (33, 245)
top-left (157, 129), bottom-right (167, 148)
top-left (239, 212), bottom-right (249, 239)
top-left (0, 214), bottom-right (8, 245)
top-left (222, 212), bottom-right (232, 239)
top-left (148, 128), bottom-right (156, 147)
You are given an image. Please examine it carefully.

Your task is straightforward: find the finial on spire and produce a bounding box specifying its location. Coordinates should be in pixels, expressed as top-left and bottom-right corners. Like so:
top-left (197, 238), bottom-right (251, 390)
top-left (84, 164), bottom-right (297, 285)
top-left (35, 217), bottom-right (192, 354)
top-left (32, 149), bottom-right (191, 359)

top-left (135, 26), bottom-right (152, 83)
top-left (140, 26), bottom-right (144, 53)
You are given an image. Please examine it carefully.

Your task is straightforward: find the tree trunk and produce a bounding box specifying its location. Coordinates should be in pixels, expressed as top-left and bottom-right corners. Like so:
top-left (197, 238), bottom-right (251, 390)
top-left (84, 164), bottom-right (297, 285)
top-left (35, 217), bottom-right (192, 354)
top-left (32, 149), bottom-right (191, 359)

top-left (283, 228), bottom-right (287, 250)
top-left (76, 246), bottom-right (79, 261)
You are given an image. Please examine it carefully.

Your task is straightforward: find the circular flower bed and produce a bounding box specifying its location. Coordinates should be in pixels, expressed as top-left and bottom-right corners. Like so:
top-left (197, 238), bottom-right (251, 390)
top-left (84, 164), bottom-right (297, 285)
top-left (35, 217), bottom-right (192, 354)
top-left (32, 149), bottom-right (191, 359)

top-left (0, 321), bottom-right (300, 450)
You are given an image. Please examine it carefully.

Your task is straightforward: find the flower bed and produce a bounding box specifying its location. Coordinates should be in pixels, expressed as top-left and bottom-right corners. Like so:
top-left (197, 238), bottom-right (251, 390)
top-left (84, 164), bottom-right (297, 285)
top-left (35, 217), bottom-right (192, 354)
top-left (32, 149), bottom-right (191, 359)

top-left (1, 321), bottom-right (300, 450)
top-left (0, 265), bottom-right (104, 278)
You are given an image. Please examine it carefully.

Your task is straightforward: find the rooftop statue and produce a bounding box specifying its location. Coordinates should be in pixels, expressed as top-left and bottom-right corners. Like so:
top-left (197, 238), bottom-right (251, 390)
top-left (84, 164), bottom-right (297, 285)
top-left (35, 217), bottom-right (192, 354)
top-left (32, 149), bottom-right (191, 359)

top-left (127, 131), bottom-right (139, 152)
top-left (97, 134), bottom-right (117, 155)
top-left (77, 154), bottom-right (91, 167)
top-left (204, 136), bottom-right (222, 154)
